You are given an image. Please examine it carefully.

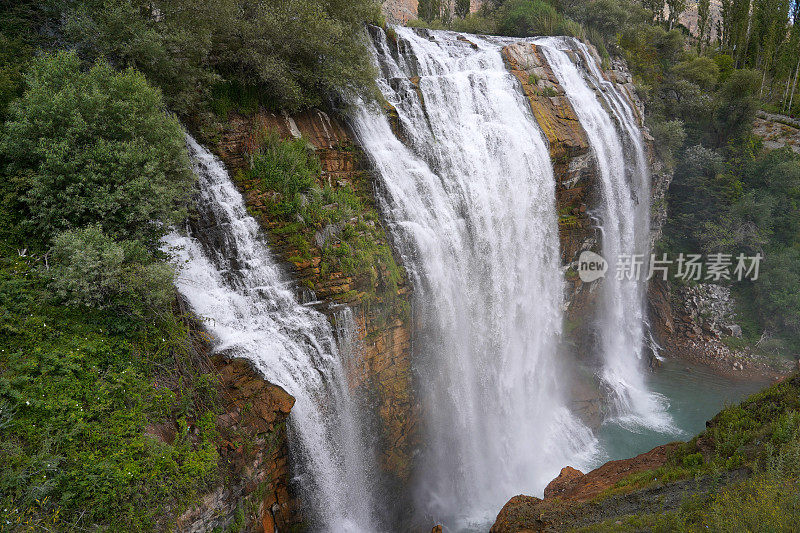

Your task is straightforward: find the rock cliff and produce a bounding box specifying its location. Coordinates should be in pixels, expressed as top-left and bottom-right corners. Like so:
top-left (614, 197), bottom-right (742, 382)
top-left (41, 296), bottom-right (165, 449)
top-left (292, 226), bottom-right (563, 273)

top-left (490, 374), bottom-right (800, 531)
top-left (205, 108), bottom-right (418, 525)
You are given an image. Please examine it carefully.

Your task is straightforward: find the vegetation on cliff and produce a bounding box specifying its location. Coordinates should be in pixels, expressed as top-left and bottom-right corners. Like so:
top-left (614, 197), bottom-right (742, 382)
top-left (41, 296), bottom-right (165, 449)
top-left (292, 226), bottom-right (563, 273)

top-left (492, 374), bottom-right (800, 531)
top-left (584, 375), bottom-right (800, 531)
top-left (3, 0), bottom-right (383, 122)
top-left (0, 46), bottom-right (227, 530)
top-left (238, 128), bottom-right (407, 320)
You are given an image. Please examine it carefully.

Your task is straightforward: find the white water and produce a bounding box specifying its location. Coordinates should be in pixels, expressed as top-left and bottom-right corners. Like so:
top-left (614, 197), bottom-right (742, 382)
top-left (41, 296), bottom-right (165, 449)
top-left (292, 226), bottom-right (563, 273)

top-left (164, 137), bottom-right (379, 532)
top-left (536, 38), bottom-right (673, 431)
top-left (351, 27), bottom-right (600, 526)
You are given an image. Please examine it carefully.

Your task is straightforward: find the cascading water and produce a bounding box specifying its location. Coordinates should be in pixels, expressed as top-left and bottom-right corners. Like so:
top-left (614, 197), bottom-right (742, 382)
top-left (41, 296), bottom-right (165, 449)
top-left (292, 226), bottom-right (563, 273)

top-left (163, 136), bottom-right (379, 532)
top-left (350, 27), bottom-right (599, 526)
top-left (536, 38), bottom-right (673, 431)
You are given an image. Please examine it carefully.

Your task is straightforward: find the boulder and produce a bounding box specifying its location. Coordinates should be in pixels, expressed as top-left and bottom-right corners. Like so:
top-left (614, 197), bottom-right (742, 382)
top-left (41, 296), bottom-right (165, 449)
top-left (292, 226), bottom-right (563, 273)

top-left (544, 466), bottom-right (584, 499)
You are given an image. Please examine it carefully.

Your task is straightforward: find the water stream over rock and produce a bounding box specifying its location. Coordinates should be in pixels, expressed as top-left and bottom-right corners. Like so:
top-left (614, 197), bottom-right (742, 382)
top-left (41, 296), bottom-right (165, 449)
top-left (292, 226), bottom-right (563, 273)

top-left (536, 38), bottom-right (674, 432)
top-left (351, 27), bottom-right (601, 526)
top-left (164, 136), bottom-right (379, 532)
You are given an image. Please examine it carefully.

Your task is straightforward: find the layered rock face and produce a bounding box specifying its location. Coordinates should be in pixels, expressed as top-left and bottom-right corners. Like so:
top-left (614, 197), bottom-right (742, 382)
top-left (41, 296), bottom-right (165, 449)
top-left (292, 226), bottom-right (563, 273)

top-left (501, 42), bottom-right (598, 324)
top-left (649, 279), bottom-right (794, 377)
top-left (211, 109), bottom-right (418, 516)
top-left (176, 356), bottom-right (297, 532)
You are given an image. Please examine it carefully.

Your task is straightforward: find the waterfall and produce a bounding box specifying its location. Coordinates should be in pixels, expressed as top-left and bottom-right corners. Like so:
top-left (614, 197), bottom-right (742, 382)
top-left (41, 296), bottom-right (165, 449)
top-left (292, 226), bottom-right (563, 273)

top-left (535, 38), bottom-right (673, 431)
top-left (163, 136), bottom-right (379, 532)
top-left (350, 27), bottom-right (599, 526)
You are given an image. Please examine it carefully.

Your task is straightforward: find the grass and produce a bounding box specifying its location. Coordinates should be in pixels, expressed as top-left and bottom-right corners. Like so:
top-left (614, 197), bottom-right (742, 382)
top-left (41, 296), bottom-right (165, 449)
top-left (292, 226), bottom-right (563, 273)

top-left (592, 375), bottom-right (800, 501)
top-left (241, 128), bottom-right (408, 320)
top-left (0, 251), bottom-right (223, 530)
top-left (575, 376), bottom-right (800, 531)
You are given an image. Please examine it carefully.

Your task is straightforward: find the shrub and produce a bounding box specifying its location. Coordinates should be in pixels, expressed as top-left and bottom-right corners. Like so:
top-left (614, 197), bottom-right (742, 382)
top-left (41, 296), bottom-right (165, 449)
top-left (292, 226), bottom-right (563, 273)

top-left (0, 255), bottom-right (220, 530)
top-left (671, 56), bottom-right (720, 90)
top-left (497, 0), bottom-right (567, 36)
top-left (47, 226), bottom-right (174, 315)
top-left (650, 119), bottom-right (686, 167)
top-left (1, 50), bottom-right (194, 250)
top-left (572, 0), bottom-right (629, 41)
top-left (251, 131), bottom-right (320, 198)
top-left (66, 0), bottom-right (381, 112)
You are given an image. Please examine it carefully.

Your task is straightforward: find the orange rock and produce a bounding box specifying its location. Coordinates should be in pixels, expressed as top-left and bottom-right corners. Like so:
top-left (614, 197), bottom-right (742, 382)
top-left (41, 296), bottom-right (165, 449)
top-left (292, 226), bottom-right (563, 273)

top-left (543, 466), bottom-right (584, 499)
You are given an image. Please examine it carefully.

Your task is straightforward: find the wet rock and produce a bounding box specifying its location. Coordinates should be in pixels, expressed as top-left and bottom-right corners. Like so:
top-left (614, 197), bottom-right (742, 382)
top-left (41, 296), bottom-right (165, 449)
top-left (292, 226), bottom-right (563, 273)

top-left (491, 495), bottom-right (547, 533)
top-left (544, 466), bottom-right (584, 499)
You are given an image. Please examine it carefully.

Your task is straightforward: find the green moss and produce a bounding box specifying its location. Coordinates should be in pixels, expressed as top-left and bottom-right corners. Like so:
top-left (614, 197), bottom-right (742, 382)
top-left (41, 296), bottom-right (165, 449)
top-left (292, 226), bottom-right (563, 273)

top-left (244, 127), bottom-right (408, 322)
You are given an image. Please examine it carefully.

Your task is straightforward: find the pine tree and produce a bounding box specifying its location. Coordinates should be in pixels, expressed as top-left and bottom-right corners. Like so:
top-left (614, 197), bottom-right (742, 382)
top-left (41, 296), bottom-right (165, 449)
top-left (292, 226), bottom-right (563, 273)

top-left (698, 0), bottom-right (711, 51)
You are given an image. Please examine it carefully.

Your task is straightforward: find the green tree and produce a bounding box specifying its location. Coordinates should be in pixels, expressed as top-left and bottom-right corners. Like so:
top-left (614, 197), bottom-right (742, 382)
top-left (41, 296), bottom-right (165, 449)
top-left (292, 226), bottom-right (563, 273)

top-left (497, 0), bottom-right (568, 36)
top-left (456, 0), bottom-right (472, 18)
top-left (64, 0), bottom-right (381, 112)
top-left (711, 69), bottom-right (761, 146)
top-left (757, 248), bottom-right (800, 344)
top-left (574, 0), bottom-right (630, 40)
top-left (48, 225), bottom-right (174, 314)
top-left (0, 51), bottom-right (194, 250)
top-left (697, 0), bottom-right (711, 51)
top-left (666, 0), bottom-right (687, 29)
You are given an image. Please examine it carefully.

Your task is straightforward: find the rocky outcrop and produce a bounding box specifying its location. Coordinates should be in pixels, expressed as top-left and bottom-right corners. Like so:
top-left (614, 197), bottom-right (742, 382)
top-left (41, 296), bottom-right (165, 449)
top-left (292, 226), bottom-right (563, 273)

top-left (501, 42), bottom-right (600, 324)
top-left (176, 356), bottom-right (298, 533)
top-left (754, 110), bottom-right (800, 153)
top-left (648, 279), bottom-right (794, 377)
top-left (209, 108), bottom-right (418, 519)
top-left (541, 443), bottom-right (678, 502)
top-left (490, 467), bottom-right (748, 532)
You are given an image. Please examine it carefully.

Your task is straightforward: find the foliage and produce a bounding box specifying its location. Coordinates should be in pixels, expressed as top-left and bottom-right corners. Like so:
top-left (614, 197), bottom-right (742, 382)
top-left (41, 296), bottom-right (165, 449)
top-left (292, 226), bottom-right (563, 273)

top-left (243, 129), bottom-right (407, 318)
top-left (582, 376), bottom-right (800, 532)
top-left (0, 253), bottom-right (220, 530)
top-left (0, 51), bottom-right (193, 251)
top-left (649, 118), bottom-right (686, 167)
top-left (47, 226), bottom-right (175, 316)
top-left (64, 0), bottom-right (381, 113)
top-left (711, 69), bottom-right (761, 146)
top-left (497, 0), bottom-right (572, 37)
top-left (455, 0), bottom-right (472, 18)
top-left (251, 132), bottom-right (321, 200)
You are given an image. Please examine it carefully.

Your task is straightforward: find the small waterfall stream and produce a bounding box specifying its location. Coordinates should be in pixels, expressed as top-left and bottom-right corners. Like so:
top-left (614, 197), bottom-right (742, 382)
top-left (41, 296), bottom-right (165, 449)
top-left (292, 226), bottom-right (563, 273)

top-left (164, 136), bottom-right (379, 532)
top-left (536, 38), bottom-right (673, 431)
top-left (351, 27), bottom-right (599, 526)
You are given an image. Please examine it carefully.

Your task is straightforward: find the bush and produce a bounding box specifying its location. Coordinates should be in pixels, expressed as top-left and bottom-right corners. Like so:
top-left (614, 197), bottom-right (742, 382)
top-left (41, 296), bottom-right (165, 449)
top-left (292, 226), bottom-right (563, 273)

top-left (572, 0), bottom-right (628, 40)
top-left (251, 131), bottom-right (320, 198)
top-left (711, 69), bottom-right (761, 147)
top-left (47, 226), bottom-right (174, 315)
top-left (756, 248), bottom-right (800, 345)
top-left (66, 0), bottom-right (381, 112)
top-left (650, 118), bottom-right (686, 167)
top-left (497, 0), bottom-right (570, 36)
top-left (1, 50), bottom-right (193, 250)
top-left (0, 255), bottom-right (220, 530)
top-left (671, 56), bottom-right (720, 90)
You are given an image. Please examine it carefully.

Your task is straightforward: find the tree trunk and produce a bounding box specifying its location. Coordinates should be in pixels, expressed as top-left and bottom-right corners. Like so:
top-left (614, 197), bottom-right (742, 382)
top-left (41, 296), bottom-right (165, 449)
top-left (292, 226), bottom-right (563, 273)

top-left (789, 55), bottom-right (800, 116)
